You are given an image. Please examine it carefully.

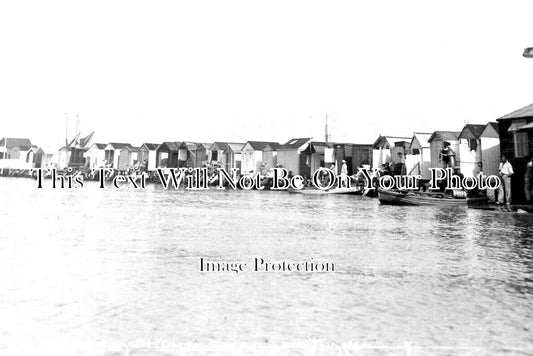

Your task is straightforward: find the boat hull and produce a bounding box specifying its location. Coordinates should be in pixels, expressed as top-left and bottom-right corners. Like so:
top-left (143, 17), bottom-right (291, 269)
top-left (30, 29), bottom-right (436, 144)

top-left (378, 189), bottom-right (488, 206)
top-left (288, 187), bottom-right (362, 195)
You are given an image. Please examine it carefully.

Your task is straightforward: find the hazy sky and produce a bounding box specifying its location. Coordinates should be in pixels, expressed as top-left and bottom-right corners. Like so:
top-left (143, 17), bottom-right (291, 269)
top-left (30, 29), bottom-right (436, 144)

top-left (1, 0), bottom-right (532, 149)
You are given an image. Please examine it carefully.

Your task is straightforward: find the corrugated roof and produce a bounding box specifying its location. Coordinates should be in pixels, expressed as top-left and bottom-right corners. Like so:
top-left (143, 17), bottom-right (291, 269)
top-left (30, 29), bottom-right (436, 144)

top-left (458, 124), bottom-right (486, 140)
top-left (0, 137), bottom-right (32, 149)
top-left (246, 141), bottom-right (281, 151)
top-left (107, 142), bottom-right (133, 149)
top-left (158, 141), bottom-right (181, 151)
top-left (498, 102), bottom-right (533, 120)
top-left (141, 143), bottom-right (159, 150)
top-left (91, 143), bottom-right (106, 149)
top-left (427, 131), bottom-right (460, 143)
top-left (224, 143), bottom-right (245, 153)
top-left (279, 138), bottom-right (312, 150)
top-left (372, 136), bottom-right (411, 149)
top-left (209, 142), bottom-right (242, 151)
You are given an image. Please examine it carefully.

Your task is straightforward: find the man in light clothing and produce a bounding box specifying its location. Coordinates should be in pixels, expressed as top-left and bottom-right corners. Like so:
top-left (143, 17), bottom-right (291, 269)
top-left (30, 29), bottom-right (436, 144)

top-left (498, 155), bottom-right (514, 207)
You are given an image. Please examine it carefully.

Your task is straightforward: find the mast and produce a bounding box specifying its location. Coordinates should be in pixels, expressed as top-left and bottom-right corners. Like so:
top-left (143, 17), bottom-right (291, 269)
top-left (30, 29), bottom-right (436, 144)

top-left (325, 114), bottom-right (329, 143)
top-left (64, 113), bottom-right (69, 145)
top-left (75, 113), bottom-right (80, 147)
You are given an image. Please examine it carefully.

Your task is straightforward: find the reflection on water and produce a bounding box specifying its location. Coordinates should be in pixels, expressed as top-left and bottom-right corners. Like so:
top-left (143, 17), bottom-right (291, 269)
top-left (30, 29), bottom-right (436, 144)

top-left (1, 177), bottom-right (533, 353)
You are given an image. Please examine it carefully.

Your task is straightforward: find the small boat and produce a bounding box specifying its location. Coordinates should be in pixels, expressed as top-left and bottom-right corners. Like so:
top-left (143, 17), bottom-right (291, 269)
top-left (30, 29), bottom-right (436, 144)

top-left (378, 189), bottom-right (489, 206)
top-left (288, 186), bottom-right (362, 195)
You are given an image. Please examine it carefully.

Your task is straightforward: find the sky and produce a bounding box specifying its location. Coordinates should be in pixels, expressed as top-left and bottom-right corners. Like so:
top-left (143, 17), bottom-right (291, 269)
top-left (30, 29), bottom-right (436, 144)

top-left (0, 0), bottom-right (532, 150)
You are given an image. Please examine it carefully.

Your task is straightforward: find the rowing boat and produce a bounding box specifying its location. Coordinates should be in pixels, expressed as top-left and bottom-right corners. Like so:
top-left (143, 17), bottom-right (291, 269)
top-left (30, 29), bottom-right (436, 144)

top-left (378, 189), bottom-right (489, 206)
top-left (288, 186), bottom-right (362, 195)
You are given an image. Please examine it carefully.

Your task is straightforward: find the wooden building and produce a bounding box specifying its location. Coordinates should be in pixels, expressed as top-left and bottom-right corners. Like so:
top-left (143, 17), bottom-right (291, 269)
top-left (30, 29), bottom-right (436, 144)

top-left (0, 138), bottom-right (32, 160)
top-left (372, 136), bottom-right (411, 170)
top-left (351, 144), bottom-right (373, 172)
top-left (241, 141), bottom-right (280, 174)
top-left (87, 143), bottom-right (106, 169)
top-left (104, 143), bottom-right (132, 169)
top-left (117, 146), bottom-right (139, 171)
top-left (406, 132), bottom-right (432, 179)
top-left (138, 143), bottom-right (159, 171)
top-left (496, 102), bottom-right (533, 204)
top-left (275, 138), bottom-right (312, 177)
top-left (427, 131), bottom-right (460, 169)
top-left (480, 122), bottom-right (500, 176)
top-left (26, 146), bottom-right (45, 169)
top-left (155, 141), bottom-right (181, 168)
top-left (458, 124), bottom-right (486, 176)
top-left (222, 143), bottom-right (245, 172)
top-left (177, 142), bottom-right (210, 168)
top-left (301, 141), bottom-right (335, 176)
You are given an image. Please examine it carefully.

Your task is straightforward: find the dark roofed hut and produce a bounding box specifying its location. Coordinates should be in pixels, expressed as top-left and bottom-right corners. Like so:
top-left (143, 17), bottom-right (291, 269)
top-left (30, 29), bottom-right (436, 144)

top-left (496, 102), bottom-right (533, 204)
top-left (156, 142), bottom-right (181, 168)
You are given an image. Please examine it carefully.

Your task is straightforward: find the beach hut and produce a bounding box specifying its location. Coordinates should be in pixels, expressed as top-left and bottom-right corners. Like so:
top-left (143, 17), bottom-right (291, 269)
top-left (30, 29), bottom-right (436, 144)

top-left (222, 143), bottom-right (245, 172)
top-left (117, 146), bottom-right (138, 171)
top-left (138, 143), bottom-right (159, 171)
top-left (177, 142), bottom-right (210, 168)
top-left (104, 143), bottom-right (132, 169)
top-left (276, 138), bottom-right (312, 177)
top-left (241, 141), bottom-right (280, 174)
top-left (57, 146), bottom-right (71, 170)
top-left (86, 143), bottom-right (107, 169)
top-left (155, 141), bottom-right (181, 168)
top-left (208, 142), bottom-right (237, 165)
top-left (26, 146), bottom-right (45, 168)
top-left (480, 122), bottom-right (500, 176)
top-left (458, 124), bottom-right (486, 177)
top-left (406, 133), bottom-right (432, 179)
top-left (372, 136), bottom-right (411, 170)
top-left (496, 102), bottom-right (533, 203)
top-left (0, 138), bottom-right (32, 161)
top-left (300, 141), bottom-right (335, 176)
top-left (427, 131), bottom-right (461, 169)
top-left (351, 144), bottom-right (373, 171)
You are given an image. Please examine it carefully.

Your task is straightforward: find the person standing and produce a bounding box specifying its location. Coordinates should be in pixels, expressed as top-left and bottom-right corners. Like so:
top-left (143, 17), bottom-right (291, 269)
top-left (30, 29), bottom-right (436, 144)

top-left (525, 156), bottom-right (533, 203)
top-left (498, 155), bottom-right (514, 207)
top-left (340, 160), bottom-right (349, 187)
top-left (439, 141), bottom-right (455, 168)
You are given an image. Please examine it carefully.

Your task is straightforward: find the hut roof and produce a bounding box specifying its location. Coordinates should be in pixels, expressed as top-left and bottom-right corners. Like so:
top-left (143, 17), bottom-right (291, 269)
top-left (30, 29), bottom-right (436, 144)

top-left (427, 131), bottom-right (460, 143)
top-left (141, 143), bottom-right (159, 150)
top-left (410, 133), bottom-right (432, 149)
top-left (225, 143), bottom-right (245, 153)
top-left (91, 143), bottom-right (107, 150)
top-left (458, 124), bottom-right (486, 140)
top-left (246, 141), bottom-right (281, 151)
top-left (107, 142), bottom-right (133, 150)
top-left (278, 138), bottom-right (312, 150)
top-left (303, 141), bottom-right (334, 154)
top-left (0, 137), bottom-right (32, 149)
top-left (158, 141), bottom-right (181, 151)
top-left (209, 142), bottom-right (241, 151)
top-left (498, 102), bottom-right (533, 120)
top-left (372, 136), bottom-right (411, 149)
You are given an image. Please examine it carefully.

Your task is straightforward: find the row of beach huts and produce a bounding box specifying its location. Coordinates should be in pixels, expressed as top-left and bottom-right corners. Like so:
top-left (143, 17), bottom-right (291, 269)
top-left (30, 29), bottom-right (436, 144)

top-left (2, 102), bottom-right (533, 201)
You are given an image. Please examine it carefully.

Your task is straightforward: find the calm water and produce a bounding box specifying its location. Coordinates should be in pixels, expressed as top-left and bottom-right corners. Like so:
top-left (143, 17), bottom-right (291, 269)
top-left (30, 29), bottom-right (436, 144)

top-left (1, 177), bottom-right (533, 354)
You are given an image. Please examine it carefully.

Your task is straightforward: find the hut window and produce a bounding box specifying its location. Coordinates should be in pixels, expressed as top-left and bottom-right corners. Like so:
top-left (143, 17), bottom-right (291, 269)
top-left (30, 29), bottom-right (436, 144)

top-left (212, 151), bottom-right (218, 161)
top-left (514, 132), bottom-right (529, 157)
top-left (412, 148), bottom-right (420, 155)
top-left (468, 139), bottom-right (478, 151)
